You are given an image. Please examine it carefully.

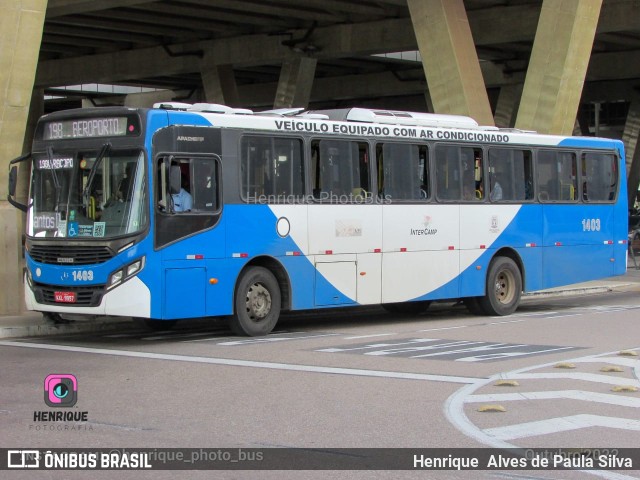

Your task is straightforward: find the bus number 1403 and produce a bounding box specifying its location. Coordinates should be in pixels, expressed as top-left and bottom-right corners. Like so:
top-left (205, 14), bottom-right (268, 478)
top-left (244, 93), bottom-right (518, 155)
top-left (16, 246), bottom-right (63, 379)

top-left (72, 270), bottom-right (94, 281)
top-left (582, 218), bottom-right (601, 232)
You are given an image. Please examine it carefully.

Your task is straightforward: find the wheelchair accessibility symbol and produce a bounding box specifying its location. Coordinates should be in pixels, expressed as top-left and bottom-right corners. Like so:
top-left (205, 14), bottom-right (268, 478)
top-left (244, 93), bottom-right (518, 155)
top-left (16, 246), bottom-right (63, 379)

top-left (68, 222), bottom-right (78, 237)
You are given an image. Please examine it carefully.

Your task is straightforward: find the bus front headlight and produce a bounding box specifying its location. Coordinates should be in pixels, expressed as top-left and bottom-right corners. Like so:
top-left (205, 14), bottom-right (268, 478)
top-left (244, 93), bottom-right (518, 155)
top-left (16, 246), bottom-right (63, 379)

top-left (107, 257), bottom-right (145, 291)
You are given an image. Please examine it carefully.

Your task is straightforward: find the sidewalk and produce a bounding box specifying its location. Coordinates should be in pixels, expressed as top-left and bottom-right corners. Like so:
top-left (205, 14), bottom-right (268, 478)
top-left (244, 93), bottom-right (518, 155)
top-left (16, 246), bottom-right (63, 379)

top-left (2, 267), bottom-right (640, 339)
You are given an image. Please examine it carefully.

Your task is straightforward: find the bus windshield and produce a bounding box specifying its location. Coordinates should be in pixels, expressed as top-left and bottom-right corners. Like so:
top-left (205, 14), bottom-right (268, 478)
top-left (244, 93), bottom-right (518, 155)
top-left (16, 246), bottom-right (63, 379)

top-left (28, 148), bottom-right (147, 239)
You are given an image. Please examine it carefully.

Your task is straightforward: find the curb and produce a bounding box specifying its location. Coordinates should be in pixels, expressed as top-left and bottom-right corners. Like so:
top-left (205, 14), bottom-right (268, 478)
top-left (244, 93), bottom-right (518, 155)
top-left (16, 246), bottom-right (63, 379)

top-left (0, 316), bottom-right (134, 340)
top-left (523, 282), bottom-right (633, 300)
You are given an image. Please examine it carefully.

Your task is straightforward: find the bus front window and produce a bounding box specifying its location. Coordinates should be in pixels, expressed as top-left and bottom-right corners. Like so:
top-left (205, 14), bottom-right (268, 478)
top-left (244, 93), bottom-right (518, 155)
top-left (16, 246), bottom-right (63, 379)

top-left (28, 149), bottom-right (147, 239)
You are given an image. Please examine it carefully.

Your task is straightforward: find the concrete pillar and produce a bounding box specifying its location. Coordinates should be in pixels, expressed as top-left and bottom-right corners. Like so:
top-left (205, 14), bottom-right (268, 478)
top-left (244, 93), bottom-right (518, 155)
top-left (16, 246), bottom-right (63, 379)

top-left (424, 90), bottom-right (434, 114)
top-left (407, 0), bottom-right (494, 126)
top-left (494, 84), bottom-right (523, 128)
top-left (622, 98), bottom-right (640, 208)
top-left (201, 63), bottom-right (240, 107)
top-left (0, 1), bottom-right (47, 315)
top-left (515, 0), bottom-right (602, 135)
top-left (273, 56), bottom-right (317, 109)
top-left (16, 89), bottom-right (44, 237)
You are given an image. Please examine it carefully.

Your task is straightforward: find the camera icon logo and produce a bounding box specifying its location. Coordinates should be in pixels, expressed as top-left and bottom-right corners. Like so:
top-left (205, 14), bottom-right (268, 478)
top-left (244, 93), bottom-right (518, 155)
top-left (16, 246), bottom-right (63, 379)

top-left (44, 374), bottom-right (77, 407)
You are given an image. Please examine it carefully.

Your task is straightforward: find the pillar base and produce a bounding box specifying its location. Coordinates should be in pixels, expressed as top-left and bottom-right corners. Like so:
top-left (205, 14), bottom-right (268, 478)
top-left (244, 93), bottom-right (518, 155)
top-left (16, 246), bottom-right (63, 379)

top-left (0, 202), bottom-right (25, 315)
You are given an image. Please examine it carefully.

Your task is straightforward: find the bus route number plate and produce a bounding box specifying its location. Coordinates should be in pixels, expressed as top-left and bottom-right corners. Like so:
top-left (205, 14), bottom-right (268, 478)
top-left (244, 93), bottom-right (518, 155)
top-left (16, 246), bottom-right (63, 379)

top-left (54, 292), bottom-right (76, 303)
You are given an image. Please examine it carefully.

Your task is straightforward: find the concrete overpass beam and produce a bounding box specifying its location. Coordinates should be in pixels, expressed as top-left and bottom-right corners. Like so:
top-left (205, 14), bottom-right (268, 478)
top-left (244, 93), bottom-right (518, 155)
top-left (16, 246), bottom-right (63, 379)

top-left (274, 56), bottom-right (317, 109)
top-left (407, 0), bottom-right (494, 125)
top-left (0, 0), bottom-right (47, 315)
top-left (515, 0), bottom-right (602, 135)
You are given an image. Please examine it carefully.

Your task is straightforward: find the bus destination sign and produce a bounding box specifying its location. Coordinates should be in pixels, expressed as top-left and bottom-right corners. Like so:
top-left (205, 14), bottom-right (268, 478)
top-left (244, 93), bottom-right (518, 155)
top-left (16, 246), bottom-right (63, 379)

top-left (43, 117), bottom-right (136, 140)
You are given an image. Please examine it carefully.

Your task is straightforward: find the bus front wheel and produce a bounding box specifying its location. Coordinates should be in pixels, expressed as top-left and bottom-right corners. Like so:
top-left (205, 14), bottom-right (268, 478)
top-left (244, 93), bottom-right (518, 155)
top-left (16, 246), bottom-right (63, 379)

top-left (230, 267), bottom-right (281, 336)
top-left (479, 257), bottom-right (522, 316)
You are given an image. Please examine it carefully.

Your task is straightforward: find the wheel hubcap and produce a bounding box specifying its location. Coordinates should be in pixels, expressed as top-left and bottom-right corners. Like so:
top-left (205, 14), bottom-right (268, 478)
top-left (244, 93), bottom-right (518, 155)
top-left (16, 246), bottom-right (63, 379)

top-left (494, 269), bottom-right (516, 305)
top-left (245, 283), bottom-right (271, 321)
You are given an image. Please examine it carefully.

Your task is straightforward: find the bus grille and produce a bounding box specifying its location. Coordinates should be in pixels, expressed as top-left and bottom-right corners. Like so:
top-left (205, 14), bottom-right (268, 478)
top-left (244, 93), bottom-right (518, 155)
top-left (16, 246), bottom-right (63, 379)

top-left (34, 283), bottom-right (105, 307)
top-left (29, 245), bottom-right (114, 265)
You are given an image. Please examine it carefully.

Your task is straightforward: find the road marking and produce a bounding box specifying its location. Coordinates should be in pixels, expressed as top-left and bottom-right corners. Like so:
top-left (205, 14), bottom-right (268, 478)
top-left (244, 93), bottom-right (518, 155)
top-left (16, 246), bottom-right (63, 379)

top-left (318, 338), bottom-right (580, 362)
top-left (511, 372), bottom-right (640, 387)
top-left (543, 313), bottom-right (582, 319)
top-left (344, 333), bottom-right (396, 339)
top-left (445, 347), bottom-right (640, 480)
top-left (573, 356), bottom-right (638, 367)
top-left (0, 340), bottom-right (478, 384)
top-left (484, 414), bottom-right (640, 441)
top-left (417, 325), bottom-right (469, 332)
top-left (466, 390), bottom-right (640, 408)
top-left (487, 319), bottom-right (528, 325)
top-left (216, 332), bottom-right (339, 345)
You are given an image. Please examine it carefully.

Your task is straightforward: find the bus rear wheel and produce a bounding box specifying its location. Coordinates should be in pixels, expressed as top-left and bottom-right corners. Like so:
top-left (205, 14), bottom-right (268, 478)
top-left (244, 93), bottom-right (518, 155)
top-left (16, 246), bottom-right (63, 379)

top-left (479, 257), bottom-right (522, 316)
top-left (230, 267), bottom-right (281, 336)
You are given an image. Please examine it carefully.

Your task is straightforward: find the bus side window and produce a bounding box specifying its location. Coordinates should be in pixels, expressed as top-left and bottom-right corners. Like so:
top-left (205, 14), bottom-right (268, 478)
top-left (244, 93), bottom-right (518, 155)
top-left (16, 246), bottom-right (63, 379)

top-left (314, 139), bottom-right (369, 201)
top-left (435, 145), bottom-right (461, 201)
top-left (192, 158), bottom-right (218, 212)
top-left (538, 150), bottom-right (577, 202)
top-left (582, 152), bottom-right (617, 202)
top-left (461, 147), bottom-right (480, 201)
top-left (241, 136), bottom-right (304, 202)
top-left (169, 160), bottom-right (192, 212)
top-left (378, 143), bottom-right (428, 201)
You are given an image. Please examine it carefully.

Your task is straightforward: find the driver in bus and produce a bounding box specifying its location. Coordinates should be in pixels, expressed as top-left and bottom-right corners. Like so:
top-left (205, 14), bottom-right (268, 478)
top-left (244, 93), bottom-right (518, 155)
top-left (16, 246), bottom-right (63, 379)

top-left (169, 165), bottom-right (192, 212)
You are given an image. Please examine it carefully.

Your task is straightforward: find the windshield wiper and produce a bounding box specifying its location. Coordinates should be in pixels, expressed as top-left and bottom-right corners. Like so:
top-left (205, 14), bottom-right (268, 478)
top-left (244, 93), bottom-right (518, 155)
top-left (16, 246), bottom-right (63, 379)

top-left (82, 142), bottom-right (111, 203)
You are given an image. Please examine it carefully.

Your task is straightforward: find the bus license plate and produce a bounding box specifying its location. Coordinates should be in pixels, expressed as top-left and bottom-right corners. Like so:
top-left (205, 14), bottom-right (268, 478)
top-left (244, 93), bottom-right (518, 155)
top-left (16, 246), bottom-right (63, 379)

top-left (54, 292), bottom-right (76, 303)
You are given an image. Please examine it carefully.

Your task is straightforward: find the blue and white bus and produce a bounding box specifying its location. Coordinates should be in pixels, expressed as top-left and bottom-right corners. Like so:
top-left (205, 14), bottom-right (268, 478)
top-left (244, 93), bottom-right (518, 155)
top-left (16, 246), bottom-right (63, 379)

top-left (7, 103), bottom-right (628, 335)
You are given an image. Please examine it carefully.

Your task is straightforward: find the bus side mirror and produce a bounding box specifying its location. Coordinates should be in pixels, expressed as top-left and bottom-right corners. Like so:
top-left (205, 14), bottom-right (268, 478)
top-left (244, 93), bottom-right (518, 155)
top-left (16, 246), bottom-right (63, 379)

top-left (7, 153), bottom-right (31, 212)
top-left (8, 166), bottom-right (18, 197)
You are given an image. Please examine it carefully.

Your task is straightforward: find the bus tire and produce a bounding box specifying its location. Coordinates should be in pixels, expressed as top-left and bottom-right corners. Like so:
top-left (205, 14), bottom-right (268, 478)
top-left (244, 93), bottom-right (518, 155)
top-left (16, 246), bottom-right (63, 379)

top-left (478, 257), bottom-right (522, 316)
top-left (231, 267), bottom-right (281, 336)
top-left (382, 301), bottom-right (431, 315)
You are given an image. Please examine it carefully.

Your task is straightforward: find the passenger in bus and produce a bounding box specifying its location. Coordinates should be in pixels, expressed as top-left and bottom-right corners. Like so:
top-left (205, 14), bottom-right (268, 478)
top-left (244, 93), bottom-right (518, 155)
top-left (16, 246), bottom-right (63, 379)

top-left (490, 175), bottom-right (503, 201)
top-left (462, 181), bottom-right (476, 201)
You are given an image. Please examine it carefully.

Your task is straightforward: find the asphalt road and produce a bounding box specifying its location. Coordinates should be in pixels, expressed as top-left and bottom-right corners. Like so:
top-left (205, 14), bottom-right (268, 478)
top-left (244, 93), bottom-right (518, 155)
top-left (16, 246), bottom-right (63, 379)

top-left (2, 287), bottom-right (640, 480)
